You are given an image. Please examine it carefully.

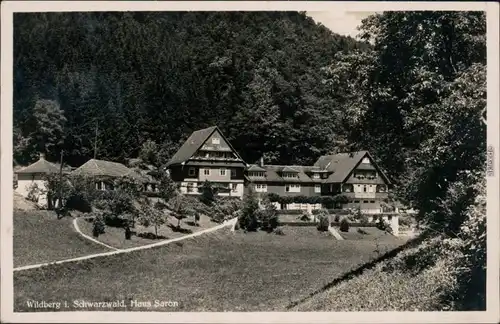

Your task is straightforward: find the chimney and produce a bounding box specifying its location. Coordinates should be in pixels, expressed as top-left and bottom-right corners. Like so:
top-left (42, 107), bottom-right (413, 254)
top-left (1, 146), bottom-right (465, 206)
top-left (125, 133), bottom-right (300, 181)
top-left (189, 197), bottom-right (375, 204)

top-left (39, 152), bottom-right (46, 160)
top-left (260, 156), bottom-right (264, 167)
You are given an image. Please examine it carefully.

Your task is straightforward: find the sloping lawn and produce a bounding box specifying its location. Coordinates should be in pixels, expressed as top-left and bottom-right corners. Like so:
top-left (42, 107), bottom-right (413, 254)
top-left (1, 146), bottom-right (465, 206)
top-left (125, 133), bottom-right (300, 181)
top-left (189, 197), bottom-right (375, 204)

top-left (14, 211), bottom-right (111, 267)
top-left (14, 226), bottom-right (406, 312)
top-left (77, 214), bottom-right (217, 249)
top-left (293, 236), bottom-right (450, 311)
top-left (337, 226), bottom-right (409, 243)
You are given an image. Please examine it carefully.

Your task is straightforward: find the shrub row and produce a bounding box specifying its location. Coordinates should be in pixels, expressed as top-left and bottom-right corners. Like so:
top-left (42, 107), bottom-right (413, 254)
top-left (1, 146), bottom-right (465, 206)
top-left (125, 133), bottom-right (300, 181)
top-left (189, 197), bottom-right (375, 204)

top-left (276, 210), bottom-right (304, 215)
top-left (278, 221), bottom-right (380, 227)
top-left (266, 193), bottom-right (349, 205)
top-left (311, 209), bottom-right (351, 215)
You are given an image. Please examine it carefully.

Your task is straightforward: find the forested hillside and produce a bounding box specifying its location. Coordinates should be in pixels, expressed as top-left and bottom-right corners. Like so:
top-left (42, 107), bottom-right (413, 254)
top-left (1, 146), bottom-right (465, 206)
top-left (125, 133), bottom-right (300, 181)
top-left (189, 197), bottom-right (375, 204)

top-left (13, 11), bottom-right (368, 167)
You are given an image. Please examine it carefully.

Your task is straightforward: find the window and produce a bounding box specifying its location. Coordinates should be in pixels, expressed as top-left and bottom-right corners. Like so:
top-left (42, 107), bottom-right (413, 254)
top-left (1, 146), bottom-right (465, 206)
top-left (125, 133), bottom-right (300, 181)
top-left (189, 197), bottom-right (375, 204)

top-left (231, 183), bottom-right (237, 192)
top-left (96, 182), bottom-right (102, 190)
top-left (282, 172), bottom-right (297, 178)
top-left (363, 200), bottom-right (369, 203)
top-left (285, 184), bottom-right (300, 193)
top-left (314, 184), bottom-right (321, 193)
top-left (187, 182), bottom-right (194, 193)
top-left (249, 171), bottom-right (265, 177)
top-left (212, 137), bottom-right (220, 145)
top-left (354, 200), bottom-right (360, 203)
top-left (362, 157), bottom-right (370, 164)
top-left (370, 200), bottom-right (375, 203)
top-left (255, 184), bottom-right (267, 192)
top-left (188, 167), bottom-right (196, 177)
top-left (203, 169), bottom-right (210, 176)
top-left (363, 185), bottom-right (367, 192)
top-left (231, 169), bottom-right (236, 177)
top-left (220, 169), bottom-right (226, 176)
top-left (312, 173), bottom-right (320, 179)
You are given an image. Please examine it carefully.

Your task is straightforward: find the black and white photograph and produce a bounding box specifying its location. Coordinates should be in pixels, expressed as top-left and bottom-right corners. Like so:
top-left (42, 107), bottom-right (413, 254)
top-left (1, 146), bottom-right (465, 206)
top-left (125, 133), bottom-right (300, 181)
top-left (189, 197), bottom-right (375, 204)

top-left (1, 1), bottom-right (499, 323)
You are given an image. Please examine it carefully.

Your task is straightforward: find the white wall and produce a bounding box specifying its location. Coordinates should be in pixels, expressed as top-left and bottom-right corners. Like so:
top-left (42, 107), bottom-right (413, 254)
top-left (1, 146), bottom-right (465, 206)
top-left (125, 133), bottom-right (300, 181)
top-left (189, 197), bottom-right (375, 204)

top-left (180, 181), bottom-right (244, 199)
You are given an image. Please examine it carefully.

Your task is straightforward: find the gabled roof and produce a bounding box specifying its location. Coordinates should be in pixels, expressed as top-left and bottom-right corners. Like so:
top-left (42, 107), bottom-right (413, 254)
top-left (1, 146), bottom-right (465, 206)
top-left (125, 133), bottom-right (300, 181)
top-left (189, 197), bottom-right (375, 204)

top-left (281, 166), bottom-right (300, 173)
top-left (72, 159), bottom-right (147, 181)
top-left (247, 165), bottom-right (266, 172)
top-left (246, 164), bottom-right (321, 183)
top-left (313, 151), bottom-right (391, 184)
top-left (16, 157), bottom-right (60, 174)
top-left (166, 126), bottom-right (246, 167)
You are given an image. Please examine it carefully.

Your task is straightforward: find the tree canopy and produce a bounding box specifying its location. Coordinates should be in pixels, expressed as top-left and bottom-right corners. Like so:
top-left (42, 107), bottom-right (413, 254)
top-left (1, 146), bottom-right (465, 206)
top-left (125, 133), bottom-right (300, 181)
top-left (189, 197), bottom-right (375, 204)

top-left (14, 11), bottom-right (368, 167)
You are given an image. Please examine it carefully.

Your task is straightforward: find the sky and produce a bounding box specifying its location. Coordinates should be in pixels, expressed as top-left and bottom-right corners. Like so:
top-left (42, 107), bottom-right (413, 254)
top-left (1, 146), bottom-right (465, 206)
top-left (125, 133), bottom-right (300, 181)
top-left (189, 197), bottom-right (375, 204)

top-left (306, 11), bottom-right (376, 38)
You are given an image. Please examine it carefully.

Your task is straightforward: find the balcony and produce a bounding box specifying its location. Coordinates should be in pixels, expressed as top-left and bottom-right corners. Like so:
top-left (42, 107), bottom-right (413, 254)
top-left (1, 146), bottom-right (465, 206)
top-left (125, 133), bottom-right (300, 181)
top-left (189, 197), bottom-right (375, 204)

top-left (341, 192), bottom-right (388, 200)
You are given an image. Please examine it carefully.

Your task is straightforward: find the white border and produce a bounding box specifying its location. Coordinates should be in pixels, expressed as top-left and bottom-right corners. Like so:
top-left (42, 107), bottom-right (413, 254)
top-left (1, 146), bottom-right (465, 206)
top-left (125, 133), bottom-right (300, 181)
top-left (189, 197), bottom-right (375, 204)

top-left (1, 1), bottom-right (499, 323)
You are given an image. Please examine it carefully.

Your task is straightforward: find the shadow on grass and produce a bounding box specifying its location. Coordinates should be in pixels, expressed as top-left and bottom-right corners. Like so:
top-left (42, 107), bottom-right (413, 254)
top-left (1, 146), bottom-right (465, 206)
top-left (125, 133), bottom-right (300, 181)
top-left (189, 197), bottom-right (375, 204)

top-left (136, 232), bottom-right (169, 240)
top-left (167, 224), bottom-right (194, 234)
top-left (185, 221), bottom-right (201, 227)
top-left (285, 230), bottom-right (432, 310)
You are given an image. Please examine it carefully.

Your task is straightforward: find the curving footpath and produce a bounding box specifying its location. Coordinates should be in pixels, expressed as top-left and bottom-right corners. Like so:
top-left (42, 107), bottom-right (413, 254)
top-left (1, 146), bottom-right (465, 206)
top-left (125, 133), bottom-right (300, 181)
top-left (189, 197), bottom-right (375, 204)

top-left (14, 217), bottom-right (238, 272)
top-left (73, 218), bottom-right (122, 251)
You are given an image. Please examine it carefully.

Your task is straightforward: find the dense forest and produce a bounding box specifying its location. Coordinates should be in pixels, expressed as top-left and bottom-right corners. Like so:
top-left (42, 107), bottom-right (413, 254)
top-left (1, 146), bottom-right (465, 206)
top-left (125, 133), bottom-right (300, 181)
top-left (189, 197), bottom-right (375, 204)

top-left (13, 11), bottom-right (369, 168)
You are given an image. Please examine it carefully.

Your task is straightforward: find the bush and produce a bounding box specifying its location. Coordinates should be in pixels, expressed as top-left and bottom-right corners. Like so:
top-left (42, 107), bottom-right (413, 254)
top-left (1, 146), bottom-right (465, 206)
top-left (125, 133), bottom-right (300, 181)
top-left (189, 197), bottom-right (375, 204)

top-left (92, 216), bottom-right (106, 237)
top-left (274, 227), bottom-right (285, 235)
top-left (238, 187), bottom-right (260, 231)
top-left (339, 218), bottom-right (350, 232)
top-left (211, 198), bottom-right (243, 223)
top-left (440, 178), bottom-right (486, 310)
top-left (200, 181), bottom-right (217, 205)
top-left (316, 209), bottom-right (330, 232)
top-left (26, 182), bottom-right (41, 203)
top-left (298, 212), bottom-right (310, 222)
top-left (376, 218), bottom-right (392, 233)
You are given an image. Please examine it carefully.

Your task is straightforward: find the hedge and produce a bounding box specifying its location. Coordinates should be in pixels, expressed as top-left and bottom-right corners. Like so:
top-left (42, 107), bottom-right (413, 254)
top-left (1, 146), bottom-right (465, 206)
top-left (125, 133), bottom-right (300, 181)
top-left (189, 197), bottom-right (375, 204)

top-left (278, 221), bottom-right (379, 228)
top-left (280, 221), bottom-right (320, 227)
top-left (266, 193), bottom-right (349, 205)
top-left (276, 210), bottom-right (304, 215)
top-left (312, 209), bottom-right (350, 215)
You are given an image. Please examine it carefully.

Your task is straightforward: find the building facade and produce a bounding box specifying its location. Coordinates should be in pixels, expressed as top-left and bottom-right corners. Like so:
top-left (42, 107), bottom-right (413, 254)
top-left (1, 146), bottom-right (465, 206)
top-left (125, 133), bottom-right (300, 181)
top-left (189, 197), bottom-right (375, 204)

top-left (165, 126), bottom-right (247, 199)
top-left (167, 126), bottom-right (392, 213)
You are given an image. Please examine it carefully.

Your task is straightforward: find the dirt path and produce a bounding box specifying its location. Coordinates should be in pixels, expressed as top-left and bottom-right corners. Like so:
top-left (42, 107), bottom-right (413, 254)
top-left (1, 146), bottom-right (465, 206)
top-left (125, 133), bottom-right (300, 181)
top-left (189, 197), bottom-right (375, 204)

top-left (14, 217), bottom-right (237, 272)
top-left (72, 218), bottom-right (122, 251)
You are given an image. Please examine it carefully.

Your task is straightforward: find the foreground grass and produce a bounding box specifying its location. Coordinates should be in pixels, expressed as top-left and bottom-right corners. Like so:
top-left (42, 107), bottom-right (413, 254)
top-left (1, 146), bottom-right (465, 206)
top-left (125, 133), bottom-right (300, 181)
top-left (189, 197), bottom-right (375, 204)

top-left (77, 214), bottom-right (217, 249)
top-left (14, 211), bottom-right (111, 267)
top-left (14, 226), bottom-right (406, 312)
top-left (293, 235), bottom-right (451, 311)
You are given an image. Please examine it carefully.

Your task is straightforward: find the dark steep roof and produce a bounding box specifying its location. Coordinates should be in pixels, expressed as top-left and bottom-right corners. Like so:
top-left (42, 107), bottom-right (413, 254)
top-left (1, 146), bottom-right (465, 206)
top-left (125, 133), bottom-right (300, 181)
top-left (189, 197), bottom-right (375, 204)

top-left (313, 151), bottom-right (368, 182)
top-left (167, 126), bottom-right (217, 167)
top-left (246, 164), bottom-right (322, 183)
top-left (245, 151), bottom-right (391, 185)
top-left (72, 159), bottom-right (147, 181)
top-left (313, 151), bottom-right (391, 184)
top-left (166, 126), bottom-right (246, 167)
top-left (16, 157), bottom-right (60, 174)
